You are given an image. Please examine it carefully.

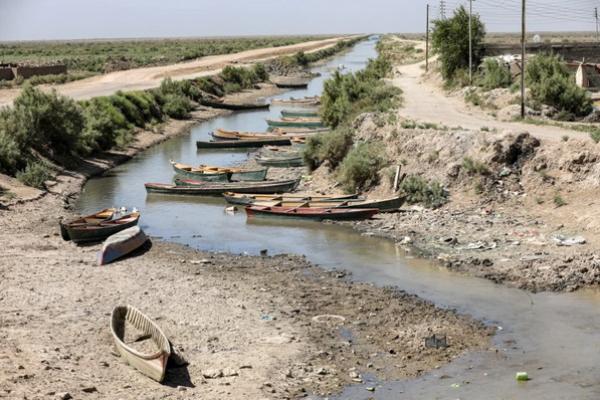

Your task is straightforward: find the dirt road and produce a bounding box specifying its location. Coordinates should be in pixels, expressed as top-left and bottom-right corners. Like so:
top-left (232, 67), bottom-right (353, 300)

top-left (0, 36), bottom-right (349, 107)
top-left (394, 50), bottom-right (590, 142)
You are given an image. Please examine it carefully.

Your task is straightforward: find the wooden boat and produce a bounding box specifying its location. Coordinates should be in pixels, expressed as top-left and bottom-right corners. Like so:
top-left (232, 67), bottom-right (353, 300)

top-left (169, 162), bottom-right (229, 182)
top-left (255, 155), bottom-right (304, 168)
top-left (212, 128), bottom-right (314, 141)
top-left (266, 117), bottom-right (324, 128)
top-left (196, 137), bottom-right (292, 149)
top-left (254, 195), bottom-right (406, 212)
top-left (271, 96), bottom-right (321, 106)
top-left (272, 77), bottom-right (310, 89)
top-left (171, 161), bottom-right (268, 182)
top-left (145, 178), bottom-right (300, 196)
top-left (63, 212), bottom-right (141, 244)
top-left (98, 226), bottom-right (148, 265)
top-left (60, 208), bottom-right (116, 241)
top-left (200, 98), bottom-right (270, 111)
top-left (223, 192), bottom-right (361, 206)
top-left (111, 305), bottom-right (171, 382)
top-left (281, 109), bottom-right (319, 118)
top-left (245, 205), bottom-right (379, 221)
top-left (270, 127), bottom-right (330, 134)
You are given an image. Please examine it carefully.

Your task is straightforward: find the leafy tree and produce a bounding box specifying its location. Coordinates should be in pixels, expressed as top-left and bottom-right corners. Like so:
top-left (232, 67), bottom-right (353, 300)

top-left (431, 5), bottom-right (486, 80)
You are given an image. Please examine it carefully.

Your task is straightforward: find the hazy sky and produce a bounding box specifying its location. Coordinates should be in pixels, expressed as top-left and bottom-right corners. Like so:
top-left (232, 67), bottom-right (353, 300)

top-left (0, 0), bottom-right (597, 41)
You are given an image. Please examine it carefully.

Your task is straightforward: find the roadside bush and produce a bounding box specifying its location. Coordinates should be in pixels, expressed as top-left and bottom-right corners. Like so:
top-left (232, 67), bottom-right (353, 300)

top-left (80, 97), bottom-right (133, 153)
top-left (400, 175), bottom-right (448, 209)
top-left (303, 129), bottom-right (353, 171)
top-left (526, 53), bottom-right (592, 117)
top-left (337, 142), bottom-right (387, 192)
top-left (478, 58), bottom-right (512, 90)
top-left (219, 64), bottom-right (268, 93)
top-left (16, 161), bottom-right (52, 189)
top-left (110, 92), bottom-right (145, 127)
top-left (431, 5), bottom-right (486, 80)
top-left (124, 91), bottom-right (163, 123)
top-left (11, 85), bottom-right (85, 158)
top-left (462, 156), bottom-right (490, 175)
top-left (321, 56), bottom-right (401, 128)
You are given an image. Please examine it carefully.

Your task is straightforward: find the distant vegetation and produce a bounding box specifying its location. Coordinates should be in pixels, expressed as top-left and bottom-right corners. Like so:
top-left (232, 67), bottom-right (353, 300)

top-left (431, 5), bottom-right (486, 82)
top-left (0, 36), bottom-right (326, 86)
top-left (376, 37), bottom-right (424, 65)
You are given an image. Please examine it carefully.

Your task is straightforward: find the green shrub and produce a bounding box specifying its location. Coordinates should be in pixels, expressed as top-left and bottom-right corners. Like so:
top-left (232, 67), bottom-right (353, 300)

top-left (162, 94), bottom-right (193, 119)
top-left (526, 53), bottom-right (592, 117)
top-left (554, 194), bottom-right (567, 207)
top-left (110, 92), bottom-right (145, 127)
top-left (124, 91), bottom-right (163, 123)
top-left (16, 161), bottom-right (52, 189)
top-left (11, 85), bottom-right (85, 157)
top-left (431, 6), bottom-right (486, 80)
top-left (478, 58), bottom-right (512, 90)
top-left (462, 157), bottom-right (490, 175)
top-left (0, 110), bottom-right (28, 173)
top-left (338, 142), bottom-right (387, 192)
top-left (320, 57), bottom-right (401, 128)
top-left (80, 97), bottom-right (132, 153)
top-left (302, 129), bottom-right (353, 171)
top-left (400, 175), bottom-right (448, 208)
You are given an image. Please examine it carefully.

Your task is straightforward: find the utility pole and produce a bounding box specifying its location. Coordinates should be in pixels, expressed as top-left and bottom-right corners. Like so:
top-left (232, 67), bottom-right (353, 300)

top-left (521, 0), bottom-right (526, 119)
top-left (469, 0), bottom-right (473, 84)
top-left (426, 3), bottom-right (430, 72)
top-left (595, 7), bottom-right (599, 43)
top-left (440, 0), bottom-right (446, 19)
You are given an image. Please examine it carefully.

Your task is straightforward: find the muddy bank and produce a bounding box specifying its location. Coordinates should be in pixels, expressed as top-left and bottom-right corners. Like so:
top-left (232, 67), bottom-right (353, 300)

top-left (299, 112), bottom-right (600, 293)
top-left (0, 88), bottom-right (491, 399)
top-left (0, 181), bottom-right (490, 400)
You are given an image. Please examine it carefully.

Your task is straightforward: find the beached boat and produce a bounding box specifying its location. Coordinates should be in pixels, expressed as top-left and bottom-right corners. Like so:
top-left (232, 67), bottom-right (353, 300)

top-left (212, 128), bottom-right (316, 141)
top-left (111, 305), bottom-right (171, 382)
top-left (266, 117), bottom-right (324, 129)
top-left (200, 98), bottom-right (270, 111)
top-left (171, 161), bottom-right (268, 182)
top-left (245, 205), bottom-right (379, 221)
top-left (223, 192), bottom-right (361, 206)
top-left (60, 208), bottom-right (116, 241)
top-left (271, 96), bottom-right (320, 106)
top-left (255, 155), bottom-right (304, 168)
top-left (254, 195), bottom-right (405, 212)
top-left (281, 109), bottom-right (319, 118)
top-left (98, 226), bottom-right (148, 265)
top-left (270, 127), bottom-right (329, 134)
top-left (169, 162), bottom-right (229, 182)
top-left (272, 77), bottom-right (310, 89)
top-left (145, 179), bottom-right (300, 196)
top-left (63, 212), bottom-right (141, 244)
top-left (196, 137), bottom-right (292, 149)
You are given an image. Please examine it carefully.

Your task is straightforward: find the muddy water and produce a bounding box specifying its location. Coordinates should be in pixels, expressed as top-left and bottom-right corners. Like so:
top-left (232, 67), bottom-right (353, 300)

top-left (76, 39), bottom-right (600, 399)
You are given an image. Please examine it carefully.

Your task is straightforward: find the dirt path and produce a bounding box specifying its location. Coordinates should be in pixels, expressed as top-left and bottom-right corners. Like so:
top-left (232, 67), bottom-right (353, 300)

top-left (0, 36), bottom-right (349, 107)
top-left (394, 51), bottom-right (590, 142)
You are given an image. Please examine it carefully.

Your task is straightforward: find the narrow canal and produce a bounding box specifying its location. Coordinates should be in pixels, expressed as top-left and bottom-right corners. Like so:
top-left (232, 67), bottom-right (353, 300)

top-left (76, 39), bottom-right (600, 399)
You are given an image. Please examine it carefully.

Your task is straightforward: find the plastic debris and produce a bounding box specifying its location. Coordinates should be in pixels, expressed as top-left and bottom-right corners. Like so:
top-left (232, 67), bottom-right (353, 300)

top-left (516, 372), bottom-right (529, 381)
top-left (450, 383), bottom-right (461, 388)
top-left (552, 235), bottom-right (586, 247)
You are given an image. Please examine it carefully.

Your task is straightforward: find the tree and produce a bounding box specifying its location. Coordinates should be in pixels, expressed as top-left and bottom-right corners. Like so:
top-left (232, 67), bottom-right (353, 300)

top-left (431, 5), bottom-right (486, 80)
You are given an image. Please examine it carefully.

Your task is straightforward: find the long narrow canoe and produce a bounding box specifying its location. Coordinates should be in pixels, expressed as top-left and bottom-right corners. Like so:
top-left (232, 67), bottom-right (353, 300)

top-left (271, 96), bottom-right (320, 106)
top-left (212, 128), bottom-right (315, 141)
top-left (65, 212), bottom-right (141, 244)
top-left (171, 161), bottom-right (268, 182)
top-left (255, 195), bottom-right (405, 212)
top-left (255, 155), bottom-right (304, 168)
top-left (197, 138), bottom-right (292, 149)
top-left (245, 205), bottom-right (379, 221)
top-left (272, 78), bottom-right (310, 89)
top-left (281, 110), bottom-right (319, 118)
top-left (270, 127), bottom-right (330, 134)
top-left (223, 192), bottom-right (361, 206)
top-left (146, 179), bottom-right (300, 196)
top-left (266, 117), bottom-right (324, 129)
top-left (98, 226), bottom-right (149, 265)
top-left (169, 162), bottom-right (229, 182)
top-left (200, 99), bottom-right (270, 111)
top-left (111, 305), bottom-right (171, 382)
top-left (60, 208), bottom-right (116, 241)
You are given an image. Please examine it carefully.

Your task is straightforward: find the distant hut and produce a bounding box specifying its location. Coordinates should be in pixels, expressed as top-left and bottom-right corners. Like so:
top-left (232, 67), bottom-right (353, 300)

top-left (575, 63), bottom-right (600, 89)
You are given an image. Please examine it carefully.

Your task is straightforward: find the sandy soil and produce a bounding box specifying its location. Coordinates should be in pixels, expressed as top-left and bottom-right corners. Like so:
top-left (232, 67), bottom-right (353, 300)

top-left (0, 85), bottom-right (490, 399)
top-left (0, 36), bottom-right (351, 108)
